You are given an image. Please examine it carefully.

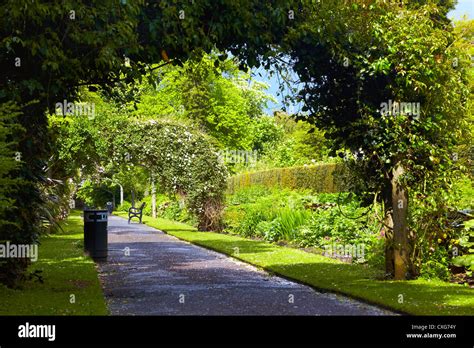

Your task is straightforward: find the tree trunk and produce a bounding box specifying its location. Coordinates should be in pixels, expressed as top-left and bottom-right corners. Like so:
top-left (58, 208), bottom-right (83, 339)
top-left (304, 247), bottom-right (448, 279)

top-left (384, 202), bottom-right (395, 277)
top-left (390, 164), bottom-right (411, 280)
top-left (131, 190), bottom-right (135, 207)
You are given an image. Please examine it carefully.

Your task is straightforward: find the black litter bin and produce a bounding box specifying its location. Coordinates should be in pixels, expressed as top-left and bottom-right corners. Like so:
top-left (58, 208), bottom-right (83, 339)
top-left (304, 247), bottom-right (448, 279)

top-left (83, 209), bottom-right (108, 260)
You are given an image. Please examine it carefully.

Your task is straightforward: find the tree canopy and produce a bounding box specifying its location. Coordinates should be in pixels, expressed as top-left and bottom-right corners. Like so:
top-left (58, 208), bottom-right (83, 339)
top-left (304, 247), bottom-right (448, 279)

top-left (0, 0), bottom-right (471, 285)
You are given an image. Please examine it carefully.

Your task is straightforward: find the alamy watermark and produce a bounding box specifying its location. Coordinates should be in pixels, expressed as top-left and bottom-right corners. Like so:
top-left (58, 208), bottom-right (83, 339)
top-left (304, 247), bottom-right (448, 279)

top-left (380, 99), bottom-right (420, 119)
top-left (0, 241), bottom-right (38, 262)
top-left (323, 243), bottom-right (365, 262)
top-left (218, 149), bottom-right (258, 164)
top-left (18, 322), bottom-right (55, 341)
top-left (55, 99), bottom-right (95, 119)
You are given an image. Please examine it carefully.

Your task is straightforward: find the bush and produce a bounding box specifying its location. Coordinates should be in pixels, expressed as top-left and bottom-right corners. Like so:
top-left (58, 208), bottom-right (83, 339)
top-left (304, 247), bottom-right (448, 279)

top-left (453, 176), bottom-right (474, 209)
top-left (227, 185), bottom-right (272, 205)
top-left (234, 208), bottom-right (271, 237)
top-left (113, 121), bottom-right (229, 231)
top-left (224, 187), bottom-right (383, 266)
top-left (159, 200), bottom-right (187, 221)
top-left (117, 201), bottom-right (132, 212)
top-left (419, 247), bottom-right (451, 281)
top-left (263, 219), bottom-right (284, 242)
top-left (255, 221), bottom-right (273, 238)
top-left (140, 194), bottom-right (169, 216)
top-left (227, 163), bottom-right (343, 194)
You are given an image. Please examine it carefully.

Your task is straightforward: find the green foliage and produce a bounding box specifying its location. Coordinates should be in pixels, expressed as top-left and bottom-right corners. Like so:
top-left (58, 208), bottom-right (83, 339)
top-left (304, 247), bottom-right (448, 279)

top-left (408, 188), bottom-right (467, 279)
top-left (257, 112), bottom-right (329, 168)
top-left (0, 102), bottom-right (28, 287)
top-left (452, 254), bottom-right (474, 272)
top-left (117, 201), bottom-right (132, 213)
top-left (286, 2), bottom-right (472, 278)
top-left (2, 0), bottom-right (470, 286)
top-left (420, 248), bottom-right (451, 281)
top-left (452, 176), bottom-right (474, 209)
top-left (75, 180), bottom-right (112, 209)
top-left (129, 53), bottom-right (275, 151)
top-left (227, 185), bottom-right (273, 205)
top-left (295, 206), bottom-right (377, 248)
top-left (451, 219), bottom-right (474, 275)
top-left (51, 97), bottom-right (228, 231)
top-left (113, 120), bottom-right (228, 230)
top-left (1, 0), bottom-right (300, 286)
top-left (0, 102), bottom-right (23, 228)
top-left (270, 208), bottom-right (311, 242)
top-left (228, 164), bottom-right (341, 193)
top-left (226, 186), bottom-right (307, 239)
top-left (225, 186), bottom-right (381, 267)
top-left (249, 115), bottom-right (284, 153)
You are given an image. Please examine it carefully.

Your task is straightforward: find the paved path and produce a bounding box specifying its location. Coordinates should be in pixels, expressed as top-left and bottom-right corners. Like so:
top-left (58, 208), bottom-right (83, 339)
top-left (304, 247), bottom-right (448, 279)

top-left (97, 215), bottom-right (394, 315)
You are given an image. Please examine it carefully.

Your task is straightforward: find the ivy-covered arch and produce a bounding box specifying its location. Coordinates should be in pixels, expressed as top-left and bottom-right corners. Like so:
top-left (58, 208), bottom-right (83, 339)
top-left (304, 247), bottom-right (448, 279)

top-left (112, 120), bottom-right (228, 231)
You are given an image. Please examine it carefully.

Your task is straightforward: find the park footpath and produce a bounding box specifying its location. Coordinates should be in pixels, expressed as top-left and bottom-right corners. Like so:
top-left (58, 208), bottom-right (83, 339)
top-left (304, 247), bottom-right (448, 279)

top-left (97, 215), bottom-right (395, 315)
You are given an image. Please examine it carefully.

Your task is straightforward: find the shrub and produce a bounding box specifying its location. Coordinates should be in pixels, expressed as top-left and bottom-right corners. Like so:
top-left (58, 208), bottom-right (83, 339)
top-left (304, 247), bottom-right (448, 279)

top-left (235, 208), bottom-right (270, 237)
top-left (158, 200), bottom-right (187, 221)
top-left (113, 121), bottom-right (229, 231)
top-left (224, 187), bottom-right (382, 266)
top-left (419, 247), bottom-right (451, 281)
top-left (227, 185), bottom-right (272, 205)
top-left (295, 203), bottom-right (379, 246)
top-left (140, 194), bottom-right (169, 216)
top-left (0, 102), bottom-right (25, 287)
top-left (263, 219), bottom-right (284, 242)
top-left (227, 163), bottom-right (343, 194)
top-left (255, 221), bottom-right (273, 238)
top-left (76, 180), bottom-right (112, 208)
top-left (117, 201), bottom-right (132, 212)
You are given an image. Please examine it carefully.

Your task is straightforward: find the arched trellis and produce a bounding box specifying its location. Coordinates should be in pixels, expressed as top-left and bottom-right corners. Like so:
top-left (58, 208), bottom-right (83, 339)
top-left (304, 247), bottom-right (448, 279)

top-left (112, 120), bottom-right (228, 231)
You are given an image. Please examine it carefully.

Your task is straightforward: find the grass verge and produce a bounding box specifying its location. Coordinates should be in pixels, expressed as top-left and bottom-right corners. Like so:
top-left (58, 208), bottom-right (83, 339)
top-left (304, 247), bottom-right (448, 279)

top-left (116, 211), bottom-right (474, 315)
top-left (0, 210), bottom-right (108, 315)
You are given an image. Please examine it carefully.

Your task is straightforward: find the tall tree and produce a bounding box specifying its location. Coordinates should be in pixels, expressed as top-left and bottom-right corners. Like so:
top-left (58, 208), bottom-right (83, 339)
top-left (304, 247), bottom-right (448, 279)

top-left (288, 1), bottom-right (471, 279)
top-left (0, 0), bottom-right (297, 285)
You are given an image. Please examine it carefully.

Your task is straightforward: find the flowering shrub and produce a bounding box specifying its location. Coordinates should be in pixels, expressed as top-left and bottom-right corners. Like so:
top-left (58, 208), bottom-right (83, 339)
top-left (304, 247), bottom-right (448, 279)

top-left (112, 120), bottom-right (228, 231)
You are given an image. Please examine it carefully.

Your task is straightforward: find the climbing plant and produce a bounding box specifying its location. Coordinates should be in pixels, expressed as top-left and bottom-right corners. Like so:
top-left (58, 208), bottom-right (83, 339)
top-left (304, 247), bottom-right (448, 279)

top-left (112, 120), bottom-right (228, 231)
top-left (51, 103), bottom-right (228, 232)
top-left (288, 2), bottom-right (471, 279)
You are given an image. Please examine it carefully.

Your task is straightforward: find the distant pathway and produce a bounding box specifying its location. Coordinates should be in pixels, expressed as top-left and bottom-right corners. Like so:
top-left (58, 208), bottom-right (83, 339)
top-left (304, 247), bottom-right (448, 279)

top-left (97, 215), bottom-right (394, 315)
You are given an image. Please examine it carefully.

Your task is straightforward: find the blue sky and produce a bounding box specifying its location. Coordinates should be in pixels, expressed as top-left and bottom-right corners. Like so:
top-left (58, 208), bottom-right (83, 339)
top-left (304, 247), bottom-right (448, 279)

top-left (255, 0), bottom-right (473, 114)
top-left (449, 0), bottom-right (473, 20)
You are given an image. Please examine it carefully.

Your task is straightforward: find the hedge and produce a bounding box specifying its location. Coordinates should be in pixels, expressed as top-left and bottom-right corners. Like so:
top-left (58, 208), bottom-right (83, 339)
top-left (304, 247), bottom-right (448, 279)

top-left (227, 163), bottom-right (344, 193)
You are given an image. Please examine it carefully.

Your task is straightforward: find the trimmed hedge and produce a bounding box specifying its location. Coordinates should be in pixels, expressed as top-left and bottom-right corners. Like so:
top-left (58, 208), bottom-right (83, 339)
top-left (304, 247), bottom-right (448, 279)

top-left (227, 163), bottom-right (343, 193)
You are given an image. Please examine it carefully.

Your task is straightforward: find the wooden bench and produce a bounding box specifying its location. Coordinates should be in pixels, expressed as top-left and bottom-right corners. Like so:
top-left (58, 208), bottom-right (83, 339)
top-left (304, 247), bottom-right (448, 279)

top-left (128, 202), bottom-right (146, 224)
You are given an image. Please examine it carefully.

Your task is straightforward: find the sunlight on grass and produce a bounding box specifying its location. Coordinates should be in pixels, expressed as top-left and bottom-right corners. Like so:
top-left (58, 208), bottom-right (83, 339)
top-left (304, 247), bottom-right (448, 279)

top-left (0, 210), bottom-right (107, 315)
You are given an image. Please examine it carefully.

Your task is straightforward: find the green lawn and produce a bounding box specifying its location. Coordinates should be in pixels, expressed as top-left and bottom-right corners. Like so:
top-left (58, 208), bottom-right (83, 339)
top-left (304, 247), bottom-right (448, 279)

top-left (0, 210), bottom-right (108, 315)
top-left (116, 211), bottom-right (474, 315)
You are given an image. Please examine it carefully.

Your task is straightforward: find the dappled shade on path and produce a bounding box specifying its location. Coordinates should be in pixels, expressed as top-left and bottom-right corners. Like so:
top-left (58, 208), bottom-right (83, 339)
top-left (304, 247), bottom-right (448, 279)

top-left (97, 216), bottom-right (394, 315)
